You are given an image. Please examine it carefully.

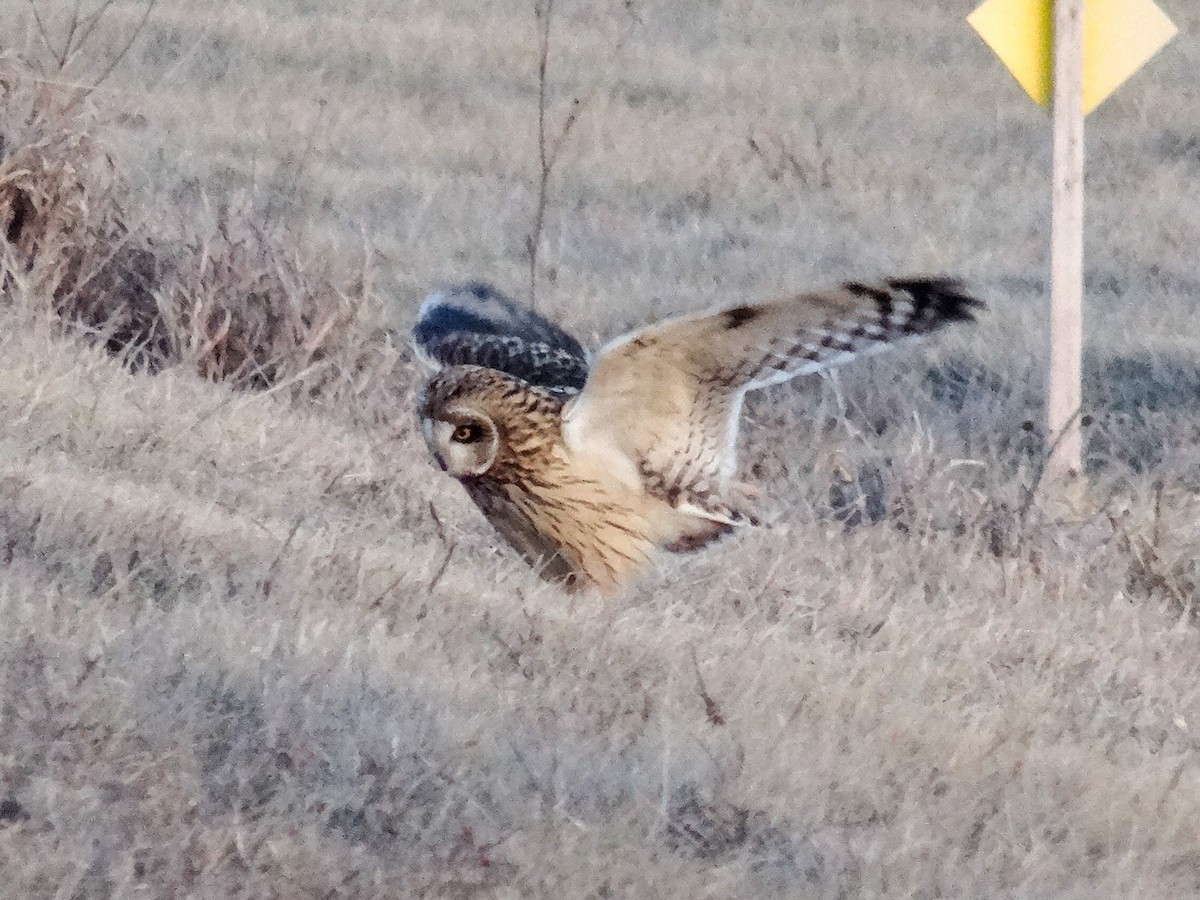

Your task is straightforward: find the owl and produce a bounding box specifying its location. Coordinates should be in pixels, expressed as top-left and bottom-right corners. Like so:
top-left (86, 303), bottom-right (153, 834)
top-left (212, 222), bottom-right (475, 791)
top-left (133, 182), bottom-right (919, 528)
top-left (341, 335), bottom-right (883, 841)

top-left (414, 279), bottom-right (980, 592)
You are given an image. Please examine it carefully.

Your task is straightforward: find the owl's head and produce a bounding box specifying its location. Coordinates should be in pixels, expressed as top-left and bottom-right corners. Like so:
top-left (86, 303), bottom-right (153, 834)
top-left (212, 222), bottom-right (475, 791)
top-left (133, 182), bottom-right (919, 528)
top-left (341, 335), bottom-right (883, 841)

top-left (418, 365), bottom-right (564, 479)
top-left (420, 404), bottom-right (500, 477)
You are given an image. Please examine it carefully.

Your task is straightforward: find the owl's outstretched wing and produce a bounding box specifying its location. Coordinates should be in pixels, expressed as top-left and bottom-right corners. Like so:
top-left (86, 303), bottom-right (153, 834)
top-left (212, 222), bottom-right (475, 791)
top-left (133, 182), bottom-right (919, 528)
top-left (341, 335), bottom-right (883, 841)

top-left (413, 282), bottom-right (590, 394)
top-left (562, 278), bottom-right (981, 523)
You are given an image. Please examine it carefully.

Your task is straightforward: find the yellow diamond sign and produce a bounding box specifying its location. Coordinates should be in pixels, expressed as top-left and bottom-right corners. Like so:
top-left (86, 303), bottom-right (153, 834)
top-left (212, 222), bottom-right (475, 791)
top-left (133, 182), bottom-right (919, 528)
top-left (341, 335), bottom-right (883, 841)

top-left (968, 0), bottom-right (1178, 114)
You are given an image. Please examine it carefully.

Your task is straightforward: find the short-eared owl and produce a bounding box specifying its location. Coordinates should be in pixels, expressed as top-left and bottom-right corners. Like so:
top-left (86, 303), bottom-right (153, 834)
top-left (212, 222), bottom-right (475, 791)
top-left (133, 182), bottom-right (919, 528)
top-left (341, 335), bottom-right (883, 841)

top-left (416, 280), bottom-right (980, 592)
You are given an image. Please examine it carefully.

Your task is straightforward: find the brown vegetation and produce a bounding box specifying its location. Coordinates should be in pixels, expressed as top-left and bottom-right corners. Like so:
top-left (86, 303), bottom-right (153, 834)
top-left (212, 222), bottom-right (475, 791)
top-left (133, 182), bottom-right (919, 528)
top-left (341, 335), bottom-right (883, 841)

top-left (0, 1), bottom-right (1199, 897)
top-left (0, 56), bottom-right (367, 388)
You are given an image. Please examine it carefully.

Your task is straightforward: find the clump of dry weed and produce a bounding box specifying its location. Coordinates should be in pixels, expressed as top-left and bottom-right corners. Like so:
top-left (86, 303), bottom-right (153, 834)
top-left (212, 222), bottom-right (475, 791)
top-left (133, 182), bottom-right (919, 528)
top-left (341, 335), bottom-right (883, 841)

top-left (0, 58), bottom-right (166, 362)
top-left (154, 203), bottom-right (368, 389)
top-left (0, 56), bottom-right (369, 389)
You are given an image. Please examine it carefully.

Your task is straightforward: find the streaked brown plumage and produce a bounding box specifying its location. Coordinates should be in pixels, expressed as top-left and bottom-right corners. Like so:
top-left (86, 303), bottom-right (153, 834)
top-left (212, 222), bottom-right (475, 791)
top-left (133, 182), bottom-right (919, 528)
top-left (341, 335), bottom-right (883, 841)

top-left (419, 366), bottom-right (709, 591)
top-left (415, 278), bottom-right (981, 592)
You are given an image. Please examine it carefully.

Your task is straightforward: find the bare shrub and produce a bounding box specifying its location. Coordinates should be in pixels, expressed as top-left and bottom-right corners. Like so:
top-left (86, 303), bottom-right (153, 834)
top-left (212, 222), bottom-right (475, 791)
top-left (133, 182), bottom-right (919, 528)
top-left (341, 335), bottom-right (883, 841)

top-left (526, 0), bottom-right (638, 308)
top-left (153, 202), bottom-right (366, 389)
top-left (0, 58), bottom-right (167, 364)
top-left (25, 0), bottom-right (158, 91)
top-left (0, 56), bottom-right (369, 389)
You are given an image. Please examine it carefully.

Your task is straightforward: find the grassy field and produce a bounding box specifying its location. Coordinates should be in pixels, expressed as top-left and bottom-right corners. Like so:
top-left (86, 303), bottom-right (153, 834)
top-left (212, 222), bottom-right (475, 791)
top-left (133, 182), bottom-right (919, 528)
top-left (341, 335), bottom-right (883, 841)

top-left (2, 1), bottom-right (1200, 896)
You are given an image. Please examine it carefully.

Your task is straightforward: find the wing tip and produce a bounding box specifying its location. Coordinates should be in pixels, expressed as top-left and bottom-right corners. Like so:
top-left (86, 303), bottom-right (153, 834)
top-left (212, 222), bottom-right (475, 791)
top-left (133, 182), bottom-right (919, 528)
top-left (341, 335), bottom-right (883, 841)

top-left (415, 280), bottom-right (510, 329)
top-left (414, 280), bottom-right (588, 354)
top-left (883, 277), bottom-right (985, 324)
top-left (412, 280), bottom-right (592, 391)
top-left (412, 281), bottom-right (528, 361)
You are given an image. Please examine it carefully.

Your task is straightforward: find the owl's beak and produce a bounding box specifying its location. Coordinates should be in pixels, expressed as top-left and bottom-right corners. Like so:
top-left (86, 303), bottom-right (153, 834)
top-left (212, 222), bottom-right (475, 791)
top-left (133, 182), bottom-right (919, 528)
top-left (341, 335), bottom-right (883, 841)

top-left (420, 418), bottom-right (449, 471)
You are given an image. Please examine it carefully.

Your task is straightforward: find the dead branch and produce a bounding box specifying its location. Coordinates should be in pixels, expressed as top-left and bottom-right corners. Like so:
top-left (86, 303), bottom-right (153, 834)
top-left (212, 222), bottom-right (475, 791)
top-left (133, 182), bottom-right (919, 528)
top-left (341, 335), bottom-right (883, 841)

top-left (526, 0), bottom-right (637, 309)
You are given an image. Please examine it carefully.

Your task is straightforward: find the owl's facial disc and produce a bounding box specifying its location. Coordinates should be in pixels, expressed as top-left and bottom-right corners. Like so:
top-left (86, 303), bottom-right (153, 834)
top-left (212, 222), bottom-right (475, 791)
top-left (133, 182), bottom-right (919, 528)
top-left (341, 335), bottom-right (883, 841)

top-left (422, 409), bottom-right (499, 477)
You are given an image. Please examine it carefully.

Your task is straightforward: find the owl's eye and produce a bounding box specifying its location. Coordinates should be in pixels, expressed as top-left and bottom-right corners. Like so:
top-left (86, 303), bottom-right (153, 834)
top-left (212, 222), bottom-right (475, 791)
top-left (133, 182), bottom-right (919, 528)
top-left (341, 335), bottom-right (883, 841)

top-left (451, 422), bottom-right (485, 443)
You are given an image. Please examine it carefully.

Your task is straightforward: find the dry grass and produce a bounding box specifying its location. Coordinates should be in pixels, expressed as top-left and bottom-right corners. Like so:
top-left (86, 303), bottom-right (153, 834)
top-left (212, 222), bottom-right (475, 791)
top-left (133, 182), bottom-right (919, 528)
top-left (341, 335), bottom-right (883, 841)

top-left (1, 1), bottom-right (1200, 897)
top-left (0, 55), bottom-right (370, 388)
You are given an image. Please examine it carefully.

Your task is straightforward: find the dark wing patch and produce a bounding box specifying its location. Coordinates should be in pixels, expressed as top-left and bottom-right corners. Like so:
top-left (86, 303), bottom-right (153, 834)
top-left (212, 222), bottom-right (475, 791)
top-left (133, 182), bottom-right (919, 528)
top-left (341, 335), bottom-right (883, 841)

top-left (721, 306), bottom-right (763, 329)
top-left (413, 282), bottom-right (590, 393)
top-left (844, 278), bottom-right (981, 336)
top-left (883, 277), bottom-right (981, 328)
top-left (566, 277), bottom-right (982, 516)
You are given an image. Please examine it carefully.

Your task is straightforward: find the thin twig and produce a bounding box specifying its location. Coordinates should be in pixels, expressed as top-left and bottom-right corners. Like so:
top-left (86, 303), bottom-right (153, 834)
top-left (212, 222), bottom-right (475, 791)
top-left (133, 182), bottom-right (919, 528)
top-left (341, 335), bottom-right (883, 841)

top-left (368, 573), bottom-right (406, 609)
top-left (526, 0), bottom-right (638, 309)
top-left (60, 0), bottom-right (84, 70)
top-left (264, 96), bottom-right (328, 224)
top-left (26, 0), bottom-right (136, 80)
top-left (89, 0), bottom-right (158, 93)
top-left (428, 500), bottom-right (448, 546)
top-left (537, 0), bottom-right (552, 181)
top-left (1016, 405), bottom-right (1084, 524)
top-left (527, 0), bottom-right (554, 310)
top-left (689, 646), bottom-right (725, 727)
top-left (25, 0), bottom-right (56, 71)
top-left (428, 544), bottom-right (455, 593)
top-left (426, 501), bottom-right (455, 592)
top-left (261, 516), bottom-right (306, 598)
top-left (66, 0), bottom-right (122, 72)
